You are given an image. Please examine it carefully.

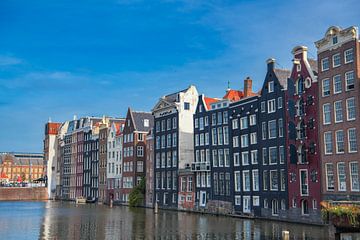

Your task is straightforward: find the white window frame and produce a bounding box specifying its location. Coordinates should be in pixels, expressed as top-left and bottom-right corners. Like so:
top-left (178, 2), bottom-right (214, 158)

top-left (249, 114), bottom-right (256, 126)
top-left (332, 53), bottom-right (341, 68)
top-left (344, 48), bottom-right (354, 64)
top-left (267, 99), bottom-right (276, 113)
top-left (346, 97), bottom-right (356, 121)
top-left (348, 128), bottom-right (357, 153)
top-left (334, 100), bottom-right (343, 123)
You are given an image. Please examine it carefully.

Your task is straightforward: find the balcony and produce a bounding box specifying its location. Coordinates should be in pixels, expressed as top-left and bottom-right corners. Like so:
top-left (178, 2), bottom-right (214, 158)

top-left (191, 162), bottom-right (210, 172)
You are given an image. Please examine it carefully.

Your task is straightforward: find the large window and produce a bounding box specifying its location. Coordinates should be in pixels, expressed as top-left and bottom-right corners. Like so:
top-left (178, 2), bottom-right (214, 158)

top-left (233, 136), bottom-right (239, 147)
top-left (332, 53), bottom-right (341, 67)
top-left (278, 118), bottom-right (284, 137)
top-left (346, 98), bottom-right (356, 121)
top-left (263, 170), bottom-right (268, 190)
top-left (212, 128), bottom-right (217, 145)
top-left (323, 103), bottom-right (331, 124)
top-left (322, 79), bottom-right (330, 96)
top-left (324, 131), bottom-right (333, 154)
top-left (234, 152), bottom-right (240, 166)
top-left (348, 128), bottom-right (357, 153)
top-left (325, 163), bottom-right (335, 191)
top-left (212, 150), bottom-right (218, 167)
top-left (234, 171), bottom-right (241, 192)
top-left (344, 48), bottom-right (354, 63)
top-left (335, 130), bottom-right (345, 153)
top-left (217, 127), bottom-right (223, 145)
top-left (350, 162), bottom-right (360, 191)
top-left (262, 122), bottom-right (267, 140)
top-left (269, 147), bottom-right (277, 164)
top-left (321, 58), bottom-right (329, 71)
top-left (270, 170), bottom-right (278, 191)
top-left (252, 170), bottom-right (259, 191)
top-left (251, 150), bottom-right (258, 164)
top-left (262, 147), bottom-right (268, 165)
top-left (250, 114), bottom-right (256, 126)
top-left (268, 99), bottom-right (276, 113)
top-left (334, 101), bottom-right (343, 123)
top-left (268, 120), bottom-right (276, 139)
top-left (279, 146), bottom-right (285, 164)
top-left (300, 170), bottom-right (309, 196)
top-left (240, 117), bottom-right (248, 129)
top-left (232, 119), bottom-right (238, 129)
top-left (250, 132), bottom-right (257, 144)
top-left (345, 71), bottom-right (355, 91)
top-left (223, 126), bottom-right (229, 145)
top-left (338, 162), bottom-right (346, 191)
top-left (333, 75), bottom-right (342, 94)
top-left (241, 134), bottom-right (248, 148)
top-left (242, 171), bottom-right (250, 191)
top-left (242, 152), bottom-right (249, 166)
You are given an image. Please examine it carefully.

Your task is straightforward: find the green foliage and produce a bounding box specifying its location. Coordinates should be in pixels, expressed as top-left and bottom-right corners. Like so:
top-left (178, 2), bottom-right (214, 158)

top-left (129, 177), bottom-right (146, 207)
top-left (322, 205), bottom-right (360, 227)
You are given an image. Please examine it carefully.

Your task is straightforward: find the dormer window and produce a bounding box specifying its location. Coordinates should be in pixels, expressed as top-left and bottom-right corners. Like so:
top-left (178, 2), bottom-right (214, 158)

top-left (144, 119), bottom-right (149, 127)
top-left (199, 105), bottom-right (203, 113)
top-left (184, 102), bottom-right (190, 110)
top-left (332, 36), bottom-right (338, 45)
top-left (268, 81), bottom-right (274, 93)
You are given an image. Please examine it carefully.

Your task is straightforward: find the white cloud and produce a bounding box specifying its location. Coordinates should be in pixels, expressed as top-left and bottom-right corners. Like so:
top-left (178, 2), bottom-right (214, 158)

top-left (0, 55), bottom-right (22, 66)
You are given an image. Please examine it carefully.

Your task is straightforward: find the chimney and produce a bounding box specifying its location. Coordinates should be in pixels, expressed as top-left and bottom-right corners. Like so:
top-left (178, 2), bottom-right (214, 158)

top-left (244, 77), bottom-right (253, 97)
top-left (267, 58), bottom-right (275, 71)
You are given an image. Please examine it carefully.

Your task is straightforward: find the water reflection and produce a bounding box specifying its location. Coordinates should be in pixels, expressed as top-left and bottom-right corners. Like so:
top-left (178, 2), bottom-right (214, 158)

top-left (0, 201), bottom-right (331, 239)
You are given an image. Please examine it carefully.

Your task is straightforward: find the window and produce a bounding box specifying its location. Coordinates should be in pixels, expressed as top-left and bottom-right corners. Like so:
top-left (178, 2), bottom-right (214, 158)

top-left (211, 113), bottom-right (216, 125)
top-left (242, 152), bottom-right (249, 165)
top-left (172, 133), bottom-right (177, 147)
top-left (243, 171), bottom-right (250, 191)
top-left (261, 101), bottom-right (266, 112)
top-left (262, 122), bottom-right (266, 140)
top-left (235, 195), bottom-right (241, 205)
top-left (344, 48), bottom-right (354, 63)
top-left (200, 133), bottom-right (204, 146)
top-left (278, 97), bottom-right (283, 109)
top-left (345, 71), bottom-right (355, 91)
top-left (324, 132), bottom-right (333, 154)
top-left (268, 81), bottom-right (274, 93)
top-left (335, 130), bottom-right (345, 153)
top-left (137, 161), bottom-right (143, 172)
top-left (348, 128), bottom-right (357, 153)
top-left (241, 134), bottom-right (248, 148)
top-left (235, 171), bottom-right (241, 192)
top-left (137, 146), bottom-right (144, 157)
top-left (204, 116), bottom-right (208, 127)
top-left (268, 99), bottom-right (276, 113)
top-left (323, 103), bottom-right (331, 124)
top-left (322, 79), bottom-right (330, 96)
top-left (270, 170), bottom-right (278, 191)
top-left (297, 77), bottom-right (304, 94)
top-left (167, 134), bottom-right (172, 147)
top-left (218, 149), bottom-right (224, 167)
top-left (240, 117), bottom-right (248, 129)
top-left (233, 136), bottom-right (239, 148)
top-left (332, 53), bottom-right (341, 67)
top-left (250, 132), bottom-right (257, 144)
top-left (156, 122), bottom-right (160, 132)
top-left (263, 170), bottom-right (268, 190)
top-left (252, 170), bottom-right (259, 191)
top-left (205, 133), bottom-right (209, 145)
top-left (199, 117), bottom-right (204, 130)
top-left (262, 147), bottom-right (268, 165)
top-left (223, 111), bottom-right (228, 124)
top-left (194, 118), bottom-right (199, 128)
top-left (234, 153), bottom-right (240, 166)
top-left (217, 112), bottom-right (222, 125)
top-left (167, 118), bottom-right (171, 130)
top-left (334, 101), bottom-right (343, 123)
top-left (332, 36), bottom-right (338, 44)
top-left (161, 120), bottom-right (165, 131)
top-left (278, 119), bottom-right (283, 137)
top-left (321, 58), bottom-right (329, 71)
top-left (333, 75), bottom-right (342, 94)
top-left (224, 149), bottom-right (230, 167)
top-left (279, 146), bottom-right (285, 164)
top-left (253, 196), bottom-right (260, 206)
top-left (350, 162), bottom-right (359, 191)
top-left (195, 134), bottom-right (199, 146)
top-left (223, 126), bottom-right (229, 145)
top-left (268, 120), bottom-right (276, 139)
top-left (272, 199), bottom-right (279, 216)
top-left (280, 169), bottom-right (286, 191)
top-left (217, 127), bottom-right (223, 145)
top-left (300, 170), bottom-right (309, 196)
top-left (172, 117), bottom-right (177, 129)
top-left (212, 150), bottom-right (218, 167)
top-left (249, 114), bottom-right (256, 126)
top-left (269, 147), bottom-right (277, 164)
top-left (264, 198), bottom-right (268, 208)
top-left (172, 151), bottom-right (177, 167)
top-left (338, 162), bottom-right (346, 191)
top-left (232, 119), bottom-right (238, 129)
top-left (346, 98), bottom-right (356, 121)
top-left (184, 102), bottom-right (190, 110)
top-left (251, 150), bottom-right (258, 164)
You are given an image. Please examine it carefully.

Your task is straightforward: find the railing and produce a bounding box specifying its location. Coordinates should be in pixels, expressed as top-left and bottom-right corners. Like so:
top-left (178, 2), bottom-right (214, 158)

top-left (191, 162), bottom-right (210, 172)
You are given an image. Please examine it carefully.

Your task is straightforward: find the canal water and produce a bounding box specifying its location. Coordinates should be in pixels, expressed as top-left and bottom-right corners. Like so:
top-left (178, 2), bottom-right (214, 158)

top-left (0, 201), bottom-right (331, 239)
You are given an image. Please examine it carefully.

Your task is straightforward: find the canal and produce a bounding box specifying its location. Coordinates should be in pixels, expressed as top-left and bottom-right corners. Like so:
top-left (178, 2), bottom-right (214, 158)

top-left (0, 201), bottom-right (331, 239)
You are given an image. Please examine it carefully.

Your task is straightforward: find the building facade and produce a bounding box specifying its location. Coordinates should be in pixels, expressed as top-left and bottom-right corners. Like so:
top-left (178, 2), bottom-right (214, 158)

top-left (315, 26), bottom-right (360, 201)
top-left (153, 85), bottom-right (198, 208)
top-left (145, 129), bottom-right (154, 208)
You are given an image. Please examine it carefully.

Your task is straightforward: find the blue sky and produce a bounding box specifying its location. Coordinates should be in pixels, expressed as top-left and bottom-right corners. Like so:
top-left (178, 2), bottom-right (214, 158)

top-left (0, 0), bottom-right (359, 152)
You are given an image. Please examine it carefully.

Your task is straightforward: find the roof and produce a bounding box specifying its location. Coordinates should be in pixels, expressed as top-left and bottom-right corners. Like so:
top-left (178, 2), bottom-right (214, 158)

top-left (223, 89), bottom-right (244, 102)
top-left (0, 154), bottom-right (44, 166)
top-left (274, 68), bottom-right (291, 89)
top-left (163, 87), bottom-right (189, 103)
top-left (204, 97), bottom-right (218, 110)
top-left (308, 58), bottom-right (318, 75)
top-left (131, 111), bottom-right (154, 132)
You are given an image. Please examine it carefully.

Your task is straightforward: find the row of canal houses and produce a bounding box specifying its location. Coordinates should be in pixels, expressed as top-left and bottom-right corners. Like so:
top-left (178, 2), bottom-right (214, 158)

top-left (44, 26), bottom-right (360, 224)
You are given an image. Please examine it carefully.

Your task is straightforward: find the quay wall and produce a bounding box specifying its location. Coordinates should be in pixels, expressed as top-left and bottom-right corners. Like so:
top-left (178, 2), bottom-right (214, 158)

top-left (0, 187), bottom-right (48, 201)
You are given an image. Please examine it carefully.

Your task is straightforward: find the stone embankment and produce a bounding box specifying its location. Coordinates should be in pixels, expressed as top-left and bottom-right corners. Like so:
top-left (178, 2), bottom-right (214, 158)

top-left (0, 187), bottom-right (48, 201)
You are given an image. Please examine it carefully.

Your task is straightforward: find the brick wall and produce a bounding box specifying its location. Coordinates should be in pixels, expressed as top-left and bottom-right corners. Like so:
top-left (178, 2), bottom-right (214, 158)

top-left (0, 187), bottom-right (48, 201)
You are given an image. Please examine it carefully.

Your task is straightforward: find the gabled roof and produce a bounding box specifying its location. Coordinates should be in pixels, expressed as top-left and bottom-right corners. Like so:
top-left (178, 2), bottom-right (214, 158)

top-left (274, 68), bottom-right (291, 89)
top-left (308, 58), bottom-right (318, 75)
top-left (204, 97), bottom-right (218, 110)
top-left (130, 110), bottom-right (153, 132)
top-left (223, 89), bottom-right (244, 102)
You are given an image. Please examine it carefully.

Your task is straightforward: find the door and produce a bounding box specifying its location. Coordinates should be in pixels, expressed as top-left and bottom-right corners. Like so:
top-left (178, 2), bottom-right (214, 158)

top-left (200, 191), bottom-right (207, 207)
top-left (243, 196), bottom-right (251, 213)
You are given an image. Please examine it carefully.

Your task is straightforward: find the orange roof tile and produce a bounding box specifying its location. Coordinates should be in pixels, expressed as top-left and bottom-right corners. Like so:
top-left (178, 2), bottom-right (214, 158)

top-left (223, 89), bottom-right (244, 102)
top-left (204, 97), bottom-right (218, 110)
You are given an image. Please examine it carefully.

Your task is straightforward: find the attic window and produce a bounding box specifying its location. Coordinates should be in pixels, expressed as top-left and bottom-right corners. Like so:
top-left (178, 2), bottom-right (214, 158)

top-left (184, 102), bottom-right (190, 110)
top-left (144, 119), bottom-right (149, 127)
top-left (332, 36), bottom-right (338, 45)
top-left (268, 81), bottom-right (274, 93)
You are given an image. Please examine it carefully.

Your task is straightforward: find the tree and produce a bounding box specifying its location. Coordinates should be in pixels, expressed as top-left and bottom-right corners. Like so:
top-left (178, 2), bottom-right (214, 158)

top-left (129, 177), bottom-right (146, 207)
